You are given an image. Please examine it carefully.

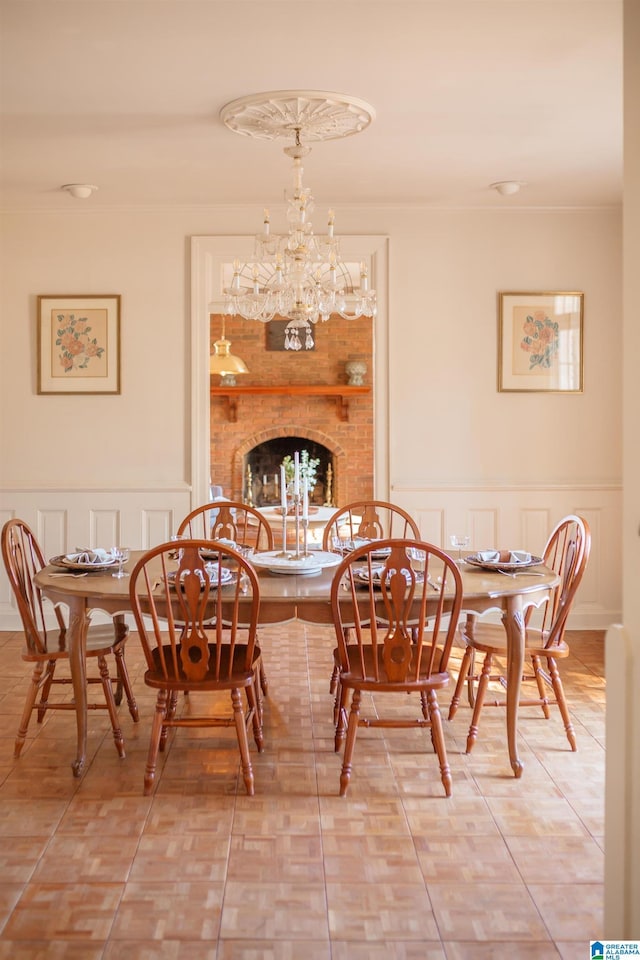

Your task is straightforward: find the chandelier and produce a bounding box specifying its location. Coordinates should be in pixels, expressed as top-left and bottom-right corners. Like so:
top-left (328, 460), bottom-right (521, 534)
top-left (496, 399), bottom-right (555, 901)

top-left (219, 91), bottom-right (377, 350)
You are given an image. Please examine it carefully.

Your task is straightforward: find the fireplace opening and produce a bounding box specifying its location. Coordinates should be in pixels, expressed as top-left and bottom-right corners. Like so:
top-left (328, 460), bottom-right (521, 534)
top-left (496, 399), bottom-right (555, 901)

top-left (243, 437), bottom-right (334, 508)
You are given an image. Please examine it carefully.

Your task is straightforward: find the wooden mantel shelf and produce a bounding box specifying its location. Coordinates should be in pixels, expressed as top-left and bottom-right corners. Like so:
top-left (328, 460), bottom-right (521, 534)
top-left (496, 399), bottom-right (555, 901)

top-left (210, 384), bottom-right (370, 423)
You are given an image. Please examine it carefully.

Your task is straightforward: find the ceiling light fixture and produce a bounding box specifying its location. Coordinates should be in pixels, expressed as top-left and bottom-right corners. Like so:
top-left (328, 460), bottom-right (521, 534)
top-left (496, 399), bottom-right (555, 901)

top-left (208, 315), bottom-right (249, 385)
top-left (490, 180), bottom-right (526, 196)
top-left (61, 183), bottom-right (99, 199)
top-left (219, 90), bottom-right (377, 350)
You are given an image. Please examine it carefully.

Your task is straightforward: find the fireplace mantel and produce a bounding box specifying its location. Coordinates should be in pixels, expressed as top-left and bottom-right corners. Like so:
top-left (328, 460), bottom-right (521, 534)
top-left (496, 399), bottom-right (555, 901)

top-left (210, 384), bottom-right (371, 422)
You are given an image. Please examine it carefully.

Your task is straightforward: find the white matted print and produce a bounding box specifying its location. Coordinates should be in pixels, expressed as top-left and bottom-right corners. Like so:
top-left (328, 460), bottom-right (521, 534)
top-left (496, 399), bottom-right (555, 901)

top-left (498, 291), bottom-right (583, 393)
top-left (37, 295), bottom-right (121, 394)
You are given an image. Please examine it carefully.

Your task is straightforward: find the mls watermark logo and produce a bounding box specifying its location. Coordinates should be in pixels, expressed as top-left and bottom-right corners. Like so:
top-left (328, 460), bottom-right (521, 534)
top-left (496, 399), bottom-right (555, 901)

top-left (591, 942), bottom-right (640, 959)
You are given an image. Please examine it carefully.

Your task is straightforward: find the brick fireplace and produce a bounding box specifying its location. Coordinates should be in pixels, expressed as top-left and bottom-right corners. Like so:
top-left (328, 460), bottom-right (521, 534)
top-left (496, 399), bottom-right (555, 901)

top-left (209, 314), bottom-right (374, 507)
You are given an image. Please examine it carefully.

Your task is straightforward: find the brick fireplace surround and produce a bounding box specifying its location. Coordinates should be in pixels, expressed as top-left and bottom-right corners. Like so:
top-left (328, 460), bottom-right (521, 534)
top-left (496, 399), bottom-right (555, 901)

top-left (209, 314), bottom-right (374, 507)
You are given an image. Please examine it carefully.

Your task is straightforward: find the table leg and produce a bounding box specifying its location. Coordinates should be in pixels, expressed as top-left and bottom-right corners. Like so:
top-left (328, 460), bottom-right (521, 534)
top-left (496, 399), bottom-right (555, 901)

top-left (66, 597), bottom-right (89, 777)
top-left (503, 595), bottom-right (525, 778)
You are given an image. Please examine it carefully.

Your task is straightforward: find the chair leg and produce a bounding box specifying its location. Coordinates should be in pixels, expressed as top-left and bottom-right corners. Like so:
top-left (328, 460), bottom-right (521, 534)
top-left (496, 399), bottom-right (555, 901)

top-left (330, 628), bottom-right (350, 695)
top-left (466, 648), bottom-right (478, 707)
top-left (547, 656), bottom-right (577, 751)
top-left (159, 691), bottom-right (179, 751)
top-left (465, 652), bottom-right (492, 754)
top-left (97, 655), bottom-right (126, 758)
top-left (231, 687), bottom-right (255, 796)
top-left (339, 688), bottom-right (361, 797)
top-left (427, 689), bottom-right (452, 797)
top-left (14, 661), bottom-right (46, 757)
top-left (332, 670), bottom-right (344, 726)
top-left (253, 661), bottom-right (264, 724)
top-left (448, 645), bottom-right (474, 720)
top-left (113, 647), bottom-right (139, 721)
top-left (334, 685), bottom-right (350, 752)
top-left (246, 675), bottom-right (264, 753)
top-left (531, 655), bottom-right (551, 718)
top-left (259, 660), bottom-right (269, 696)
top-left (144, 690), bottom-right (167, 795)
top-left (37, 658), bottom-right (58, 723)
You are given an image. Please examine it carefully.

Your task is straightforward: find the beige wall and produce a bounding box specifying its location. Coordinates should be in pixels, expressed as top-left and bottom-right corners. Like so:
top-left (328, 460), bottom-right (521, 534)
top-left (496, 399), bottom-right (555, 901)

top-left (0, 204), bottom-right (621, 488)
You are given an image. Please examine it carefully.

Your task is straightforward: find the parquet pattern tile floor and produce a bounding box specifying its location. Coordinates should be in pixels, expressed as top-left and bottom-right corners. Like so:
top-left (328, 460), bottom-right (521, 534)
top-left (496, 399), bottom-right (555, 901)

top-left (0, 624), bottom-right (605, 958)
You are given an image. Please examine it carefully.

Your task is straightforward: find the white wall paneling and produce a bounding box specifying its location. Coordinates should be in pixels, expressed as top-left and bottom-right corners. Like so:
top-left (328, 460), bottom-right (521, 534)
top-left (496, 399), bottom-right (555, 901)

top-left (393, 481), bottom-right (621, 629)
top-left (0, 487), bottom-right (191, 629)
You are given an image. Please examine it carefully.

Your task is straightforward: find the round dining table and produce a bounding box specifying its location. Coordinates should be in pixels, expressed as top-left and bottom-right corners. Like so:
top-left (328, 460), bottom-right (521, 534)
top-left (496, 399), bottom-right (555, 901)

top-left (34, 551), bottom-right (559, 781)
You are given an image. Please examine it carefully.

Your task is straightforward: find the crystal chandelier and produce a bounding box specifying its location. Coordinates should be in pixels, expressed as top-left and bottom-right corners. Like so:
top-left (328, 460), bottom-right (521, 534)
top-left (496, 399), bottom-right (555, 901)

top-left (219, 91), bottom-right (377, 350)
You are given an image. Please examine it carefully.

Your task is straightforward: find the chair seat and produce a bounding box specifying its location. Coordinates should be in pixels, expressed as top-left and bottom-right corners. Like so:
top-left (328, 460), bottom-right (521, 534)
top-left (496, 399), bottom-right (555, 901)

top-left (145, 642), bottom-right (261, 690)
top-left (21, 624), bottom-right (129, 661)
top-left (460, 624), bottom-right (570, 660)
top-left (336, 646), bottom-right (449, 692)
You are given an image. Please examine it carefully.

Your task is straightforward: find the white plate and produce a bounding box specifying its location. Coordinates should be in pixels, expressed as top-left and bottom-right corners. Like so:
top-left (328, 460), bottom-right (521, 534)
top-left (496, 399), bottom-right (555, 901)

top-left (49, 554), bottom-right (117, 571)
top-left (250, 550), bottom-right (341, 576)
top-left (464, 553), bottom-right (543, 572)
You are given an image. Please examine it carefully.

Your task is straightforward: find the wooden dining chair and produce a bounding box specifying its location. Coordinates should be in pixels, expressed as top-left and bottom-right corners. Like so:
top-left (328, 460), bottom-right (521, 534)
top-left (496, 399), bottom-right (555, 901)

top-left (177, 501), bottom-right (273, 695)
top-left (448, 514), bottom-right (591, 753)
top-left (330, 538), bottom-right (463, 797)
top-left (128, 539), bottom-right (264, 795)
top-left (1, 518), bottom-right (139, 761)
top-left (177, 500), bottom-right (274, 553)
top-left (323, 500), bottom-right (422, 711)
top-left (322, 500), bottom-right (421, 553)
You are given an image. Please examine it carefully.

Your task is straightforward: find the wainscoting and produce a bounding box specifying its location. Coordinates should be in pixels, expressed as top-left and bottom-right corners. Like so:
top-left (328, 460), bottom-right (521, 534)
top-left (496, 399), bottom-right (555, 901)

top-left (0, 481), bottom-right (620, 630)
top-left (392, 481), bottom-right (621, 630)
top-left (0, 486), bottom-right (192, 630)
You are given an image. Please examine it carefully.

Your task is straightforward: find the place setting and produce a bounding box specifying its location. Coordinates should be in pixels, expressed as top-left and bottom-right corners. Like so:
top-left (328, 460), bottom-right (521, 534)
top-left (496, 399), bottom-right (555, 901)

top-left (48, 547), bottom-right (130, 578)
top-left (463, 549), bottom-right (546, 576)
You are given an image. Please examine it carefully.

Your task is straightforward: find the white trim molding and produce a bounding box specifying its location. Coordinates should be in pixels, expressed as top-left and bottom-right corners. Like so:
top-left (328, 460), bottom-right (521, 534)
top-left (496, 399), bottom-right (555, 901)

top-left (190, 235), bottom-right (390, 507)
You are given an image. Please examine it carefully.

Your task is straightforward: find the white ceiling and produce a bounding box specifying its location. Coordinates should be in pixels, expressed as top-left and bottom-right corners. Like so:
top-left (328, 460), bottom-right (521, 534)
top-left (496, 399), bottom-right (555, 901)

top-left (0, 0), bottom-right (622, 211)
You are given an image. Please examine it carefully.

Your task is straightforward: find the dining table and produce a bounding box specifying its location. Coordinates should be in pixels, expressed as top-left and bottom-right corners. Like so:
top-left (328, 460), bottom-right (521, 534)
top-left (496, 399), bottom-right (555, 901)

top-left (34, 550), bottom-right (559, 781)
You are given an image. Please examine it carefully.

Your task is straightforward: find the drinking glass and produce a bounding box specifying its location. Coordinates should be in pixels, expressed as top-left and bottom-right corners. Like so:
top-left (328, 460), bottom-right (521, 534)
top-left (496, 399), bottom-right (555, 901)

top-left (111, 546), bottom-right (130, 578)
top-left (449, 534), bottom-right (470, 564)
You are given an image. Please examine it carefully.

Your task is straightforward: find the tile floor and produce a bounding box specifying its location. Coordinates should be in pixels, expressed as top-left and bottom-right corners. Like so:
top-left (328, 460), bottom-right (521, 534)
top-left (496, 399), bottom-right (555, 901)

top-left (0, 623), bottom-right (605, 958)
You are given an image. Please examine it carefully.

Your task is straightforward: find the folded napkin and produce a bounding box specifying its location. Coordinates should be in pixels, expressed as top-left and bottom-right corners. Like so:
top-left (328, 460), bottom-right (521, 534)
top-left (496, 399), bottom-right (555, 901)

top-left (477, 550), bottom-right (531, 564)
top-left (66, 548), bottom-right (113, 564)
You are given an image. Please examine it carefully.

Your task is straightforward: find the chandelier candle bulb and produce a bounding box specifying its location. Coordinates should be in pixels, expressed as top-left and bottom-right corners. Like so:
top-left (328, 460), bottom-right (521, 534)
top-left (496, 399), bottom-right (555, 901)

top-left (263, 209), bottom-right (270, 234)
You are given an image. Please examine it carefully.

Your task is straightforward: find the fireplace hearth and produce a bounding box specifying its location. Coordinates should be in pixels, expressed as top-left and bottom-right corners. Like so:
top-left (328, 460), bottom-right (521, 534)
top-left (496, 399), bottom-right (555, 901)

top-left (244, 437), bottom-right (333, 507)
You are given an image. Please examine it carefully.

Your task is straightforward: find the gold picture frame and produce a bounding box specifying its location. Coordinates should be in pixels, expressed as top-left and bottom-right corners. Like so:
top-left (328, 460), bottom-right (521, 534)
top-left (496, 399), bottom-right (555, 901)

top-left (498, 291), bottom-right (584, 393)
top-left (37, 294), bottom-right (121, 395)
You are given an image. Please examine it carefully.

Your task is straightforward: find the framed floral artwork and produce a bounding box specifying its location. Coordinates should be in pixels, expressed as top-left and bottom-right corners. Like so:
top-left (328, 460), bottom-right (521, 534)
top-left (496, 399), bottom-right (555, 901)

top-left (498, 291), bottom-right (584, 393)
top-left (37, 294), bottom-right (121, 395)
